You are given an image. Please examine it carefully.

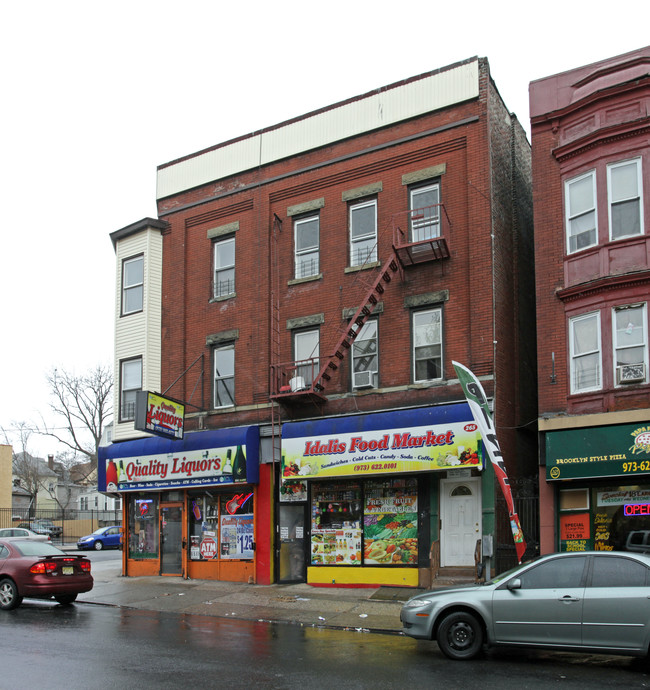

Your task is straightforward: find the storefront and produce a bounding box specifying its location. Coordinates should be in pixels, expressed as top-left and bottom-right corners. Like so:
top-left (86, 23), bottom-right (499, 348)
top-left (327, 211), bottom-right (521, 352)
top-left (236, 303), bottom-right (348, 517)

top-left (278, 404), bottom-right (491, 588)
top-left (98, 426), bottom-right (264, 582)
top-left (545, 422), bottom-right (650, 553)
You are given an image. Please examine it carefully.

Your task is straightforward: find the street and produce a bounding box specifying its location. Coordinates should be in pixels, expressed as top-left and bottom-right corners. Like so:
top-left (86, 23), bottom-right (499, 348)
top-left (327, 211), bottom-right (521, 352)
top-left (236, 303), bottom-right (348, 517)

top-left (3, 594), bottom-right (650, 689)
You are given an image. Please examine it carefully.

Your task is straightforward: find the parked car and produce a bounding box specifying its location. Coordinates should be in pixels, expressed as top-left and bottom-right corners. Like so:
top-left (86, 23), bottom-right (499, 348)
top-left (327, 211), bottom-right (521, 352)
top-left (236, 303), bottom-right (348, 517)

top-left (626, 530), bottom-right (650, 553)
top-left (0, 539), bottom-right (93, 609)
top-left (401, 551), bottom-right (650, 660)
top-left (17, 522), bottom-right (51, 536)
top-left (17, 520), bottom-right (62, 538)
top-left (77, 526), bottom-right (121, 551)
top-left (0, 528), bottom-right (50, 543)
top-left (31, 519), bottom-right (63, 538)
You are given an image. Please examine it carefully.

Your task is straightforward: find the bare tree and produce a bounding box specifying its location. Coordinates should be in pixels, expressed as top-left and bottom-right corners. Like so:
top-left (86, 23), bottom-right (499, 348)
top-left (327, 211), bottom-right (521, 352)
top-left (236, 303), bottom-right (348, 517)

top-left (40, 364), bottom-right (113, 463)
top-left (1, 422), bottom-right (40, 507)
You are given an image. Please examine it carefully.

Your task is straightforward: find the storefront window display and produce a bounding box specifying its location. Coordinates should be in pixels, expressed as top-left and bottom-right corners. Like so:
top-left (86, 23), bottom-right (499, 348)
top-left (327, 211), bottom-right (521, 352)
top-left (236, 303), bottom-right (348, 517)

top-left (364, 478), bottom-right (418, 565)
top-left (310, 478), bottom-right (419, 566)
top-left (188, 491), bottom-right (255, 561)
top-left (128, 493), bottom-right (159, 559)
top-left (311, 482), bottom-right (362, 565)
top-left (559, 484), bottom-right (650, 552)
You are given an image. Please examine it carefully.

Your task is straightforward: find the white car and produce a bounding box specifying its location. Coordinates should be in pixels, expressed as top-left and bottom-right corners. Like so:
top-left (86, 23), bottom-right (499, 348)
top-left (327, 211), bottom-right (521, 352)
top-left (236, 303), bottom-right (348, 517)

top-left (0, 527), bottom-right (50, 543)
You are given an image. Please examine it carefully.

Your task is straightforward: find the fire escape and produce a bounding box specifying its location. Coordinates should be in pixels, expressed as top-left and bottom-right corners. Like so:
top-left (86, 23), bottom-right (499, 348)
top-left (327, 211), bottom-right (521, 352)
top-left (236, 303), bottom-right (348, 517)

top-left (269, 204), bottom-right (451, 406)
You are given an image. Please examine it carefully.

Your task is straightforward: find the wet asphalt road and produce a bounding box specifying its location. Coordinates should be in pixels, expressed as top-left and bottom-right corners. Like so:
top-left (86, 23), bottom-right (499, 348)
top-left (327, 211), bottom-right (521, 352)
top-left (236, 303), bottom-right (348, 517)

top-left (3, 599), bottom-right (650, 689)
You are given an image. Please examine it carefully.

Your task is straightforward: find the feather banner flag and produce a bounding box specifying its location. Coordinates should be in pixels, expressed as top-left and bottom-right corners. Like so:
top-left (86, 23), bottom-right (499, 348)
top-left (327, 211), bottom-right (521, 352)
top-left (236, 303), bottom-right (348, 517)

top-left (453, 361), bottom-right (526, 563)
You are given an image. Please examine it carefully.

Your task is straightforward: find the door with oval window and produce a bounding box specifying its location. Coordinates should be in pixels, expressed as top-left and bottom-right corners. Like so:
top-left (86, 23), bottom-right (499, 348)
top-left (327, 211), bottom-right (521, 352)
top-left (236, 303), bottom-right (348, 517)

top-left (440, 478), bottom-right (481, 567)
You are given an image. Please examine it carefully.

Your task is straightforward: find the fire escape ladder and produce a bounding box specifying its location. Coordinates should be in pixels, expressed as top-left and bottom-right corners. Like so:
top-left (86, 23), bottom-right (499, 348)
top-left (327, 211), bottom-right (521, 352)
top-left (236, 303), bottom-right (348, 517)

top-left (312, 251), bottom-right (401, 393)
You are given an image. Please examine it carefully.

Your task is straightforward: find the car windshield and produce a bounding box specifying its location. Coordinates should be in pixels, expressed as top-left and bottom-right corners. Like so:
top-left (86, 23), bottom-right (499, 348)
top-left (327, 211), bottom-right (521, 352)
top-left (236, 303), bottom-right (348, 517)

top-left (92, 528), bottom-right (108, 535)
top-left (12, 541), bottom-right (65, 557)
top-left (485, 556), bottom-right (542, 585)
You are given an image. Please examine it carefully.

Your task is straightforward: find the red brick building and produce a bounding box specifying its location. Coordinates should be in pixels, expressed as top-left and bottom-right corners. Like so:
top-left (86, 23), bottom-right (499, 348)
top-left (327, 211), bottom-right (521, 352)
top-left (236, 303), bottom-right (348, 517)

top-left (531, 47), bottom-right (650, 555)
top-left (102, 57), bottom-right (536, 586)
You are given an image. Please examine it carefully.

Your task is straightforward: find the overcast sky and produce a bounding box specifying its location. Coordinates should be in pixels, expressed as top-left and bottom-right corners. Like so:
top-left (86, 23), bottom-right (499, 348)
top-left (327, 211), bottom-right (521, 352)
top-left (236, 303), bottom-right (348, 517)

top-left (1, 1), bottom-right (648, 458)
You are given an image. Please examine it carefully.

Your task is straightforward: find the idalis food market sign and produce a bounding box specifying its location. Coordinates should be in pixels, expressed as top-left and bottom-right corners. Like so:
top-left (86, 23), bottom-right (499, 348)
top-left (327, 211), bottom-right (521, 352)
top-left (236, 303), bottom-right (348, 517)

top-left (282, 420), bottom-right (482, 479)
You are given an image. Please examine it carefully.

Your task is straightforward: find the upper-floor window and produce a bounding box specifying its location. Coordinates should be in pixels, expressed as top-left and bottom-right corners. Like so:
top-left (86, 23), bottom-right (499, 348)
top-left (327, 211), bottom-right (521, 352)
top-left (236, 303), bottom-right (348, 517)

top-left (352, 320), bottom-right (378, 389)
top-left (294, 215), bottom-right (319, 279)
top-left (349, 200), bottom-right (377, 266)
top-left (410, 183), bottom-right (440, 241)
top-left (294, 328), bottom-right (319, 388)
top-left (608, 158), bottom-right (643, 241)
top-left (569, 312), bottom-right (601, 393)
top-left (213, 237), bottom-right (235, 298)
top-left (565, 171), bottom-right (597, 254)
top-left (213, 345), bottom-right (235, 408)
top-left (413, 308), bottom-right (442, 382)
top-left (120, 357), bottom-right (142, 422)
top-left (122, 255), bottom-right (144, 315)
top-left (613, 304), bottom-right (647, 385)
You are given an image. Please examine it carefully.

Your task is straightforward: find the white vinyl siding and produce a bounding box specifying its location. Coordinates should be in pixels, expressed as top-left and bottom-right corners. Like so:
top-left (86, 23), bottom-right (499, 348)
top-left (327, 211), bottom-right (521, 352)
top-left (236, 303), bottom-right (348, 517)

top-left (113, 227), bottom-right (163, 441)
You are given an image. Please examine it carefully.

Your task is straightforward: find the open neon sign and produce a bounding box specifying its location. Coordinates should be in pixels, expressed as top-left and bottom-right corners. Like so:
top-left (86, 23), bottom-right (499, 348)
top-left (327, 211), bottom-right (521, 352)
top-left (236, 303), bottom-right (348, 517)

top-left (624, 503), bottom-right (650, 516)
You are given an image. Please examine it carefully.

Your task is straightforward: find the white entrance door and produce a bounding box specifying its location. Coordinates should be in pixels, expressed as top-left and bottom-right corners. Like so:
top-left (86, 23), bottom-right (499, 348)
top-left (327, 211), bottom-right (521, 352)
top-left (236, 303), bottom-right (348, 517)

top-left (440, 478), bottom-right (481, 567)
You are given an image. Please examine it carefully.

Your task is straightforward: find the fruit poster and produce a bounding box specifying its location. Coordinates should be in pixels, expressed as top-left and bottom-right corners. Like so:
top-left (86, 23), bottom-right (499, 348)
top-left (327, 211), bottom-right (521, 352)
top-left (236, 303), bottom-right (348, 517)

top-left (364, 494), bottom-right (418, 565)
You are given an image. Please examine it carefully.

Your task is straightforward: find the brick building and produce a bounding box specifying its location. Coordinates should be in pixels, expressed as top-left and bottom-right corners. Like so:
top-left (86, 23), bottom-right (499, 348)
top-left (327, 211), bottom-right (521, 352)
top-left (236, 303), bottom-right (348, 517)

top-left (101, 56), bottom-right (536, 586)
top-left (530, 46), bottom-right (650, 555)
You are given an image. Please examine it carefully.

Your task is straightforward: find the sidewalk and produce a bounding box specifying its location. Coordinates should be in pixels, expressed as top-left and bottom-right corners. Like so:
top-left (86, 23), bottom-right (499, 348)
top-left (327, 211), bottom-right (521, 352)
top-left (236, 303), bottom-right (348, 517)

top-left (76, 555), bottom-right (420, 634)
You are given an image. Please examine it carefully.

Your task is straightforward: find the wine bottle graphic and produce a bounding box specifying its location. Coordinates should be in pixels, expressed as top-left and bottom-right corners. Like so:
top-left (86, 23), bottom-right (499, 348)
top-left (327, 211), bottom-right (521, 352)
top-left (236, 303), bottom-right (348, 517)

top-left (118, 460), bottom-right (127, 484)
top-left (222, 449), bottom-right (233, 475)
top-left (106, 460), bottom-right (118, 491)
top-left (233, 445), bottom-right (246, 481)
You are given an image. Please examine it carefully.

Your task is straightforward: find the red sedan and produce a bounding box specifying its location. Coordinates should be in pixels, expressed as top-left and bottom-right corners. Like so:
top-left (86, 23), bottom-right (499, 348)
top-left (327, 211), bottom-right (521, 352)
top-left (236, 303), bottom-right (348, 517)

top-left (0, 539), bottom-right (93, 609)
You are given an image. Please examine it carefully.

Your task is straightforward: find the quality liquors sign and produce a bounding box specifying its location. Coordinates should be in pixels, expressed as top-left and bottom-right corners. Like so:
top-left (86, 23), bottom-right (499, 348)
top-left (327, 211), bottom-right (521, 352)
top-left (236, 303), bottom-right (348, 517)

top-left (135, 391), bottom-right (185, 440)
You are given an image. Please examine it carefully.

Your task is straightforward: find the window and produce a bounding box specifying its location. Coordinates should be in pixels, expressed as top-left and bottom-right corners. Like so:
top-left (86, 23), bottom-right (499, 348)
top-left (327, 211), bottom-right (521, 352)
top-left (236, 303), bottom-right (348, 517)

top-left (294, 216), bottom-right (319, 279)
top-left (122, 255), bottom-right (144, 315)
top-left (569, 312), bottom-right (601, 393)
top-left (517, 556), bottom-right (587, 589)
top-left (128, 494), bottom-right (159, 559)
top-left (608, 159), bottom-right (643, 241)
top-left (590, 555), bottom-right (648, 588)
top-left (294, 329), bottom-right (319, 387)
top-left (410, 183), bottom-right (440, 241)
top-left (613, 304), bottom-right (647, 384)
top-left (120, 357), bottom-right (142, 421)
top-left (213, 237), bottom-right (235, 298)
top-left (565, 171), bottom-right (597, 253)
top-left (349, 200), bottom-right (377, 266)
top-left (413, 308), bottom-right (442, 382)
top-left (352, 320), bottom-right (378, 389)
top-left (213, 345), bottom-right (235, 408)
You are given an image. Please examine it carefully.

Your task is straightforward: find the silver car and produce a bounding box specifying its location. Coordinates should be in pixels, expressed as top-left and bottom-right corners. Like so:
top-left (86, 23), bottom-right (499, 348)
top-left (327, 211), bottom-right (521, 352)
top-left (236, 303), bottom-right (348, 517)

top-left (0, 527), bottom-right (50, 543)
top-left (401, 551), bottom-right (650, 660)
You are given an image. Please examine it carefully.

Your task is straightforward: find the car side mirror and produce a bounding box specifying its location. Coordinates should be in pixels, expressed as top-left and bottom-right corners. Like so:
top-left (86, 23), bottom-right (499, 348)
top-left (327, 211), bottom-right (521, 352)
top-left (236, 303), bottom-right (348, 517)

top-left (507, 578), bottom-right (522, 591)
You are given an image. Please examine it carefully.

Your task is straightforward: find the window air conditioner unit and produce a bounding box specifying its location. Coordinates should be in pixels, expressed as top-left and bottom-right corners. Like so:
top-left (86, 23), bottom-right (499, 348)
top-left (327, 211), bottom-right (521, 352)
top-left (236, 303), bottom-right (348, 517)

top-left (353, 370), bottom-right (374, 389)
top-left (616, 363), bottom-right (646, 384)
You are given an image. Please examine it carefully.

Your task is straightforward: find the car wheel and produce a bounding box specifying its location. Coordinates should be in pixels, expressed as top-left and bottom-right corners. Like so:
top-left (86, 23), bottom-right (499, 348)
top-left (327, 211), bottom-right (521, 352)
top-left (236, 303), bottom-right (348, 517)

top-left (94, 540), bottom-right (104, 551)
top-left (55, 594), bottom-right (78, 605)
top-left (436, 611), bottom-right (483, 660)
top-left (0, 579), bottom-right (23, 611)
